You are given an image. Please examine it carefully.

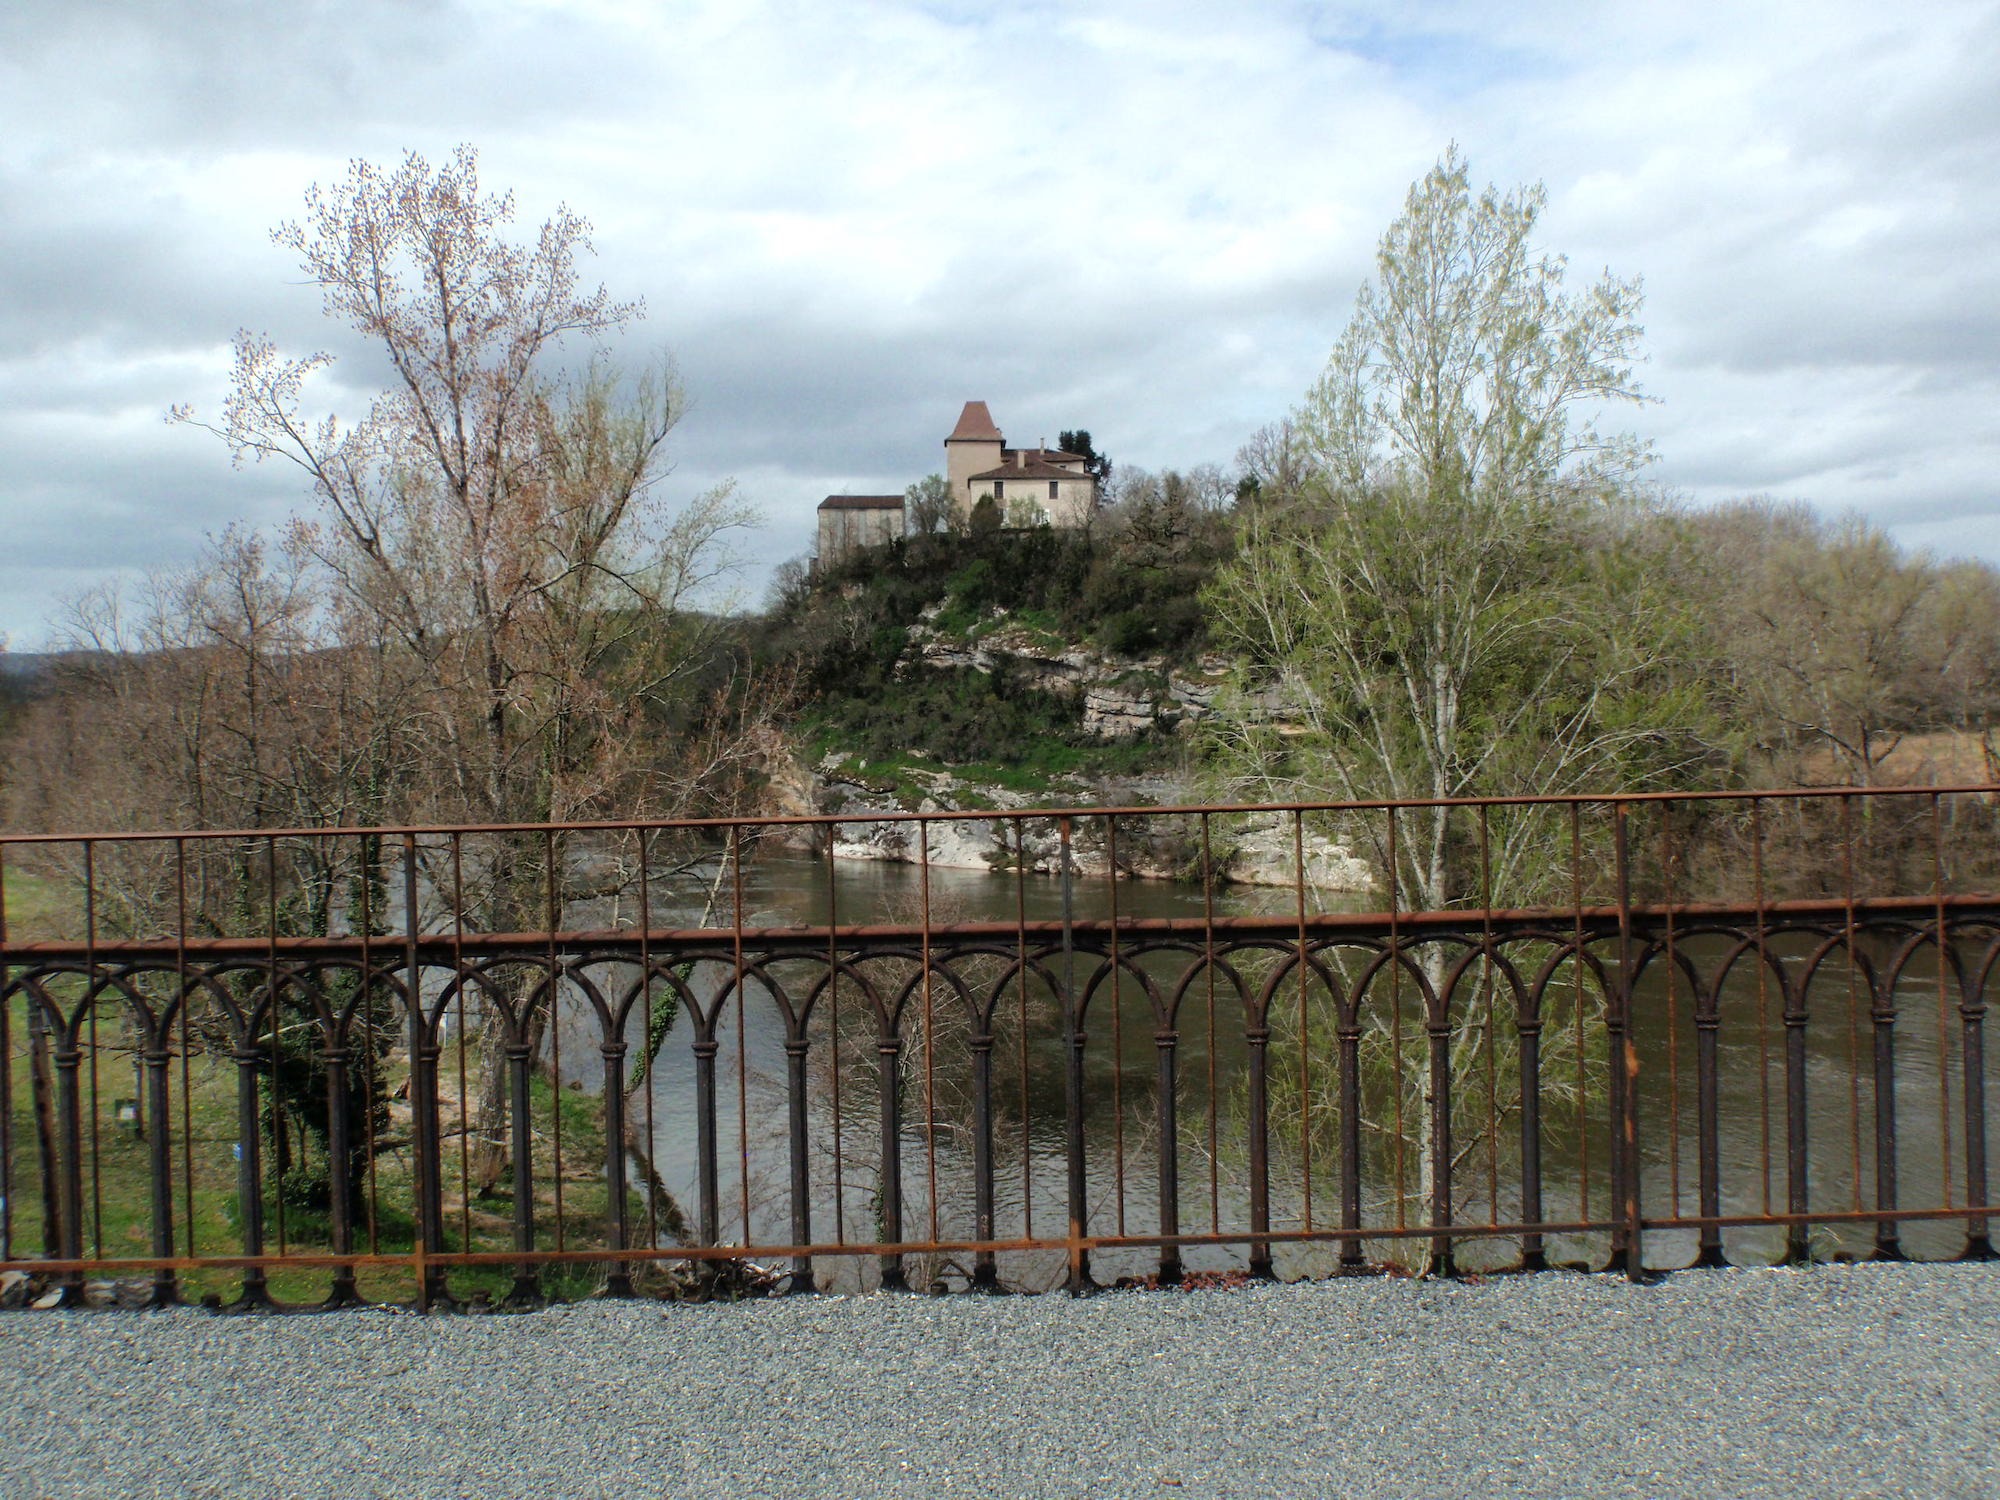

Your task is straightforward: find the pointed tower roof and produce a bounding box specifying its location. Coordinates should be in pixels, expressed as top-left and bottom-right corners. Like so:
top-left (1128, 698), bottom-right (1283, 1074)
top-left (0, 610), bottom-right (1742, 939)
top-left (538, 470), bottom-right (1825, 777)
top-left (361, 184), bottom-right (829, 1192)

top-left (946, 400), bottom-right (1003, 442)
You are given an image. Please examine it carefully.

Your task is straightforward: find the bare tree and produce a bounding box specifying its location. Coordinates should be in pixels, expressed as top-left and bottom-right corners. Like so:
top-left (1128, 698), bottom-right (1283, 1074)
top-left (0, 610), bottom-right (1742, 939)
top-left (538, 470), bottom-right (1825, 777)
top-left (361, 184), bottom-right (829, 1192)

top-left (158, 145), bottom-right (769, 1194)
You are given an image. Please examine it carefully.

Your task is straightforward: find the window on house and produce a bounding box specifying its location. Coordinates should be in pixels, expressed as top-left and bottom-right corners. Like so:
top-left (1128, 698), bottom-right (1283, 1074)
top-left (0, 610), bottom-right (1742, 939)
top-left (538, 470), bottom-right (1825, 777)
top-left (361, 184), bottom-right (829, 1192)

top-left (1048, 480), bottom-right (1058, 500)
top-left (993, 479), bottom-right (1005, 499)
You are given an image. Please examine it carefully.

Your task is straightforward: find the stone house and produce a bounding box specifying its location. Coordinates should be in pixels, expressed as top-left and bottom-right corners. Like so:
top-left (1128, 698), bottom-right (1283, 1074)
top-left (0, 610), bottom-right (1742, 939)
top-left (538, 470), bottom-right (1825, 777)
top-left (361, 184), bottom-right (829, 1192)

top-left (944, 400), bottom-right (1098, 527)
top-left (816, 401), bottom-right (1101, 564)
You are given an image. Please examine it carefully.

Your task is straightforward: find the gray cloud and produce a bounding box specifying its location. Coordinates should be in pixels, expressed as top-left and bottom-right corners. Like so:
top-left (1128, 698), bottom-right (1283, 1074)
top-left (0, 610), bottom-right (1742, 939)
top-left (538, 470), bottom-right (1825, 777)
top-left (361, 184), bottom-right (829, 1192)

top-left (3, 0), bottom-right (1997, 643)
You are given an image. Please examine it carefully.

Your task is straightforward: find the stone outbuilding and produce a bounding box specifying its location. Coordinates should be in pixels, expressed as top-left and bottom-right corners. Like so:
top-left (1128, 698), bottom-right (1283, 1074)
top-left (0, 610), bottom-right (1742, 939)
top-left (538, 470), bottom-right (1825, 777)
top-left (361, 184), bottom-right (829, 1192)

top-left (815, 494), bottom-right (905, 566)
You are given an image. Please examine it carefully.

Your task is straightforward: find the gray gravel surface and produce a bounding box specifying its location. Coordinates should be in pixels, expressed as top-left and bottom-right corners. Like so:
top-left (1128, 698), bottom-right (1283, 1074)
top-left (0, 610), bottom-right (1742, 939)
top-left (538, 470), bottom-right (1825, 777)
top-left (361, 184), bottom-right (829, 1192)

top-left (2, 1262), bottom-right (1996, 1499)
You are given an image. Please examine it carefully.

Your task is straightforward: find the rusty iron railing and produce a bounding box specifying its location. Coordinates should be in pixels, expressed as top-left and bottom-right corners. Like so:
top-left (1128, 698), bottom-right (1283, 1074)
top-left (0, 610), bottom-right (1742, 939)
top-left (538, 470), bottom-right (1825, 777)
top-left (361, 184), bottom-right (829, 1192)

top-left (2, 786), bottom-right (1995, 1308)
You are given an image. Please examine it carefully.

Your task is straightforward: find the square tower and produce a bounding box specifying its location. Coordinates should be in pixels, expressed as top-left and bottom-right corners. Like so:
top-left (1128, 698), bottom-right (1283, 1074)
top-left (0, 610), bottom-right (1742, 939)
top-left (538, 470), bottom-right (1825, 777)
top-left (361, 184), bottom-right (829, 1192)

top-left (944, 400), bottom-right (1004, 522)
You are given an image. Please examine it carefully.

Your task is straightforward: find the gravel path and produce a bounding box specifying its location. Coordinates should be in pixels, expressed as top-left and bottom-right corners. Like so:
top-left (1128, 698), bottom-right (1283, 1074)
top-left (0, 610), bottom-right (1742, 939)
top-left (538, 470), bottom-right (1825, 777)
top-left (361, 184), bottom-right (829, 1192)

top-left (2, 1262), bottom-right (1996, 1499)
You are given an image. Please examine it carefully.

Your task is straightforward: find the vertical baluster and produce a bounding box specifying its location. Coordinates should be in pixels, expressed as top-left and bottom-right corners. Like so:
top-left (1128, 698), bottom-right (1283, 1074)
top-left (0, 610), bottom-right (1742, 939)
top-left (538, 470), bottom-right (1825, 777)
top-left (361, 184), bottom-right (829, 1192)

top-left (506, 1032), bottom-right (539, 1306)
top-left (782, 1016), bottom-right (813, 1295)
top-left (1931, 794), bottom-right (1957, 1242)
top-left (548, 829), bottom-right (567, 1267)
top-left (692, 1030), bottom-right (721, 1273)
top-left (876, 1026), bottom-right (906, 1291)
top-left (322, 1022), bottom-right (356, 1306)
top-left (1200, 815), bottom-right (1220, 1247)
top-left (1109, 818), bottom-right (1126, 1244)
top-left (1962, 940), bottom-right (1992, 1256)
top-left (0, 845), bottom-right (11, 1269)
top-left (263, 838), bottom-right (286, 1271)
top-left (1060, 817), bottom-right (1094, 1293)
top-left (85, 843), bottom-right (104, 1284)
top-left (1294, 811), bottom-right (1311, 1242)
top-left (1246, 821), bottom-right (1274, 1289)
top-left (403, 833), bottom-right (445, 1309)
top-left (1694, 943), bottom-right (1726, 1268)
top-left (730, 826), bottom-right (747, 1257)
top-left (1612, 801), bottom-right (1646, 1281)
top-left (601, 1016), bottom-right (633, 1298)
top-left (970, 1015), bottom-right (999, 1291)
top-left (450, 836), bottom-right (471, 1264)
top-left (1426, 1001), bottom-right (1454, 1276)
top-left (1780, 809), bottom-right (1811, 1264)
top-left (970, 831), bottom-right (1000, 1292)
top-left (639, 829), bottom-right (659, 1257)
top-left (224, 1031), bottom-right (268, 1310)
top-left (355, 835), bottom-right (378, 1266)
top-left (1865, 797), bottom-right (1901, 1261)
top-left (1426, 807), bottom-right (1453, 1277)
top-left (919, 819), bottom-right (938, 1257)
top-left (827, 824), bottom-right (847, 1255)
top-left (54, 994), bottom-right (87, 1307)
top-left (1155, 995), bottom-right (1182, 1286)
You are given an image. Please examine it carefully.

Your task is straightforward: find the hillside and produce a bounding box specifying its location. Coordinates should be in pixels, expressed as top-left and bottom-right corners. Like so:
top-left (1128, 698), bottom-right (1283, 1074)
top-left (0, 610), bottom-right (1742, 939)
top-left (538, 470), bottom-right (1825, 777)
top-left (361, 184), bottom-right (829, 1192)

top-left (758, 509), bottom-right (1238, 808)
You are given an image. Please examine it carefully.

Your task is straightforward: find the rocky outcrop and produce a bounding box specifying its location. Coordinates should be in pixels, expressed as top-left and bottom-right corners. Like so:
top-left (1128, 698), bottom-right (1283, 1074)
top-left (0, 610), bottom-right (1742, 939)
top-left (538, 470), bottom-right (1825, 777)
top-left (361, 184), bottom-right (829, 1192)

top-left (903, 607), bottom-right (1237, 740)
top-left (771, 748), bottom-right (1372, 893)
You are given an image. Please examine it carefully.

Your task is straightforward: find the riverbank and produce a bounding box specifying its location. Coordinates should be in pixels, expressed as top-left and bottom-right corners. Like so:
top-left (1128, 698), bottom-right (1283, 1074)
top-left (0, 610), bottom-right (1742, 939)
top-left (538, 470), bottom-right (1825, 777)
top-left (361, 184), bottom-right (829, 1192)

top-left (766, 746), bottom-right (1375, 891)
top-left (5, 1261), bottom-right (1995, 1497)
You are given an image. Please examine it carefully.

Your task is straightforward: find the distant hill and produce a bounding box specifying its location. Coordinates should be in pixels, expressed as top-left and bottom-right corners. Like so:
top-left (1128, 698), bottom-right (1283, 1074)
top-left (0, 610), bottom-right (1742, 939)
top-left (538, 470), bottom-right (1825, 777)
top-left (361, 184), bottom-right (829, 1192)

top-left (0, 653), bottom-right (59, 679)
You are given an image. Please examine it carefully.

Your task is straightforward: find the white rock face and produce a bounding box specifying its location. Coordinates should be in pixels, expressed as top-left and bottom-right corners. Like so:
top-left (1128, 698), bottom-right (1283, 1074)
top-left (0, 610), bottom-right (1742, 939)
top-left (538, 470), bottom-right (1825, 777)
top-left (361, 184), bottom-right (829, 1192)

top-left (768, 746), bottom-right (1373, 893)
top-left (774, 606), bottom-right (1362, 889)
top-left (904, 609), bottom-right (1241, 741)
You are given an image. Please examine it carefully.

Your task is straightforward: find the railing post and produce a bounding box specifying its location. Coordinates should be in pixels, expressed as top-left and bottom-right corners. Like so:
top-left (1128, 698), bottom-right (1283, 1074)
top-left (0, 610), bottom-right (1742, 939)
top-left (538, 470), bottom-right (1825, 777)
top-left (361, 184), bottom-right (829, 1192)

top-left (1694, 994), bottom-right (1726, 1267)
top-left (1060, 817), bottom-right (1095, 1294)
top-left (1516, 1014), bottom-right (1545, 1273)
top-left (692, 1037), bottom-right (721, 1267)
top-left (1612, 801), bottom-right (1646, 1282)
top-left (600, 1040), bottom-right (633, 1298)
top-left (506, 1043), bottom-right (540, 1304)
top-left (1964, 977), bottom-right (1994, 1258)
top-left (970, 1028), bottom-right (1000, 1291)
top-left (1871, 970), bottom-right (1903, 1262)
top-left (228, 1040), bottom-right (271, 1309)
top-left (1245, 1020), bottom-right (1273, 1280)
top-left (402, 835), bottom-right (447, 1311)
top-left (1427, 1014), bottom-right (1454, 1277)
top-left (1337, 1007), bottom-right (1364, 1270)
top-left (0, 851), bottom-right (12, 1271)
top-left (321, 1044), bottom-right (358, 1307)
top-left (783, 1034), bottom-right (814, 1295)
top-left (54, 1036), bottom-right (88, 1307)
top-left (1155, 1027), bottom-right (1182, 1286)
top-left (1783, 981), bottom-right (1812, 1264)
top-left (876, 1035), bottom-right (907, 1291)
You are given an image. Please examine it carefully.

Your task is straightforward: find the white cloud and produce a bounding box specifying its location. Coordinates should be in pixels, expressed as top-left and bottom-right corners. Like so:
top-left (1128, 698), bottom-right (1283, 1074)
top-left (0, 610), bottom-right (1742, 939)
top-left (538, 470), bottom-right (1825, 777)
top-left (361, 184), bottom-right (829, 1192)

top-left (1, 0), bottom-right (1996, 641)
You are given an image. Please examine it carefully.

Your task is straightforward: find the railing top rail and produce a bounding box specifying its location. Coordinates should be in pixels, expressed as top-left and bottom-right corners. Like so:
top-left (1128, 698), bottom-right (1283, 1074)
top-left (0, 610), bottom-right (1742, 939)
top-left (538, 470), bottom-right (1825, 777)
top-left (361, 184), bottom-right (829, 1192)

top-left (8, 889), bottom-right (1999, 963)
top-left (0, 782), bottom-right (1992, 849)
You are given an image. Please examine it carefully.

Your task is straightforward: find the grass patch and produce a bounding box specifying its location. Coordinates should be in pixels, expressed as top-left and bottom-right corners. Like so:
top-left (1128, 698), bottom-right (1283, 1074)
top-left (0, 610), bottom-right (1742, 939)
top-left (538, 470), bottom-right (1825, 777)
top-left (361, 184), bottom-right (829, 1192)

top-left (3, 990), bottom-right (651, 1308)
top-left (1, 869), bottom-right (76, 944)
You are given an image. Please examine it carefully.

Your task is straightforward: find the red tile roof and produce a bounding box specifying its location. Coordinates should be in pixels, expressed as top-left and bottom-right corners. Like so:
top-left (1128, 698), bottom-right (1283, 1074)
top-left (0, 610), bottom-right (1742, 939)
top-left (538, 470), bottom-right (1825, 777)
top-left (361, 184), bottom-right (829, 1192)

top-left (817, 494), bottom-right (905, 510)
top-left (946, 401), bottom-right (1003, 442)
top-left (970, 458), bottom-right (1091, 482)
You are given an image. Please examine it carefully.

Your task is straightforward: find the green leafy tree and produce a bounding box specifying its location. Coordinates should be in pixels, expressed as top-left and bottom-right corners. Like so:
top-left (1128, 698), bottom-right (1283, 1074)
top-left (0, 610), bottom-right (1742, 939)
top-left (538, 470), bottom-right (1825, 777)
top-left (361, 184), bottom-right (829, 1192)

top-left (1202, 149), bottom-right (1730, 1260)
top-left (1205, 146), bottom-right (1723, 911)
top-left (1058, 429), bottom-right (1112, 489)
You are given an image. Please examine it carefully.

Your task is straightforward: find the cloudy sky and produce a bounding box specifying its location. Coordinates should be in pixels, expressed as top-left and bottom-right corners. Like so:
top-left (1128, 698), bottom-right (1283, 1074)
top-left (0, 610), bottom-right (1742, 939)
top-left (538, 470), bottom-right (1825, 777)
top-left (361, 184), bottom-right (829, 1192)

top-left (3, 0), bottom-right (1996, 644)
